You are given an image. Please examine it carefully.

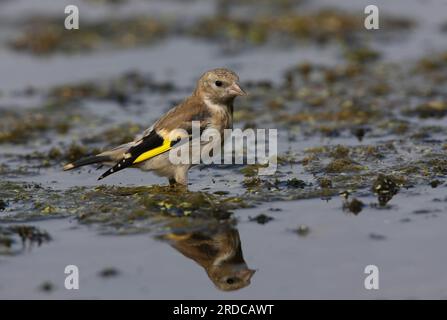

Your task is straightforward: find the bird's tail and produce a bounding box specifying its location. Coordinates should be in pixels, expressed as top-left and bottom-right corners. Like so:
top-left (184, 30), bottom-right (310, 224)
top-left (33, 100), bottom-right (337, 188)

top-left (63, 155), bottom-right (111, 171)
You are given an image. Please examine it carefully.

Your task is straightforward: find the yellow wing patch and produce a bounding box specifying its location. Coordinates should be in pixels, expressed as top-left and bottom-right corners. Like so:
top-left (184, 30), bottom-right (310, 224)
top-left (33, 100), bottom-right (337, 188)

top-left (133, 139), bottom-right (172, 164)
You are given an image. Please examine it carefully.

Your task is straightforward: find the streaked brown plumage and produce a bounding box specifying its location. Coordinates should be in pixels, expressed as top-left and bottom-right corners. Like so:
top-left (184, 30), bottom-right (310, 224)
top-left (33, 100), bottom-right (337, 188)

top-left (63, 68), bottom-right (246, 186)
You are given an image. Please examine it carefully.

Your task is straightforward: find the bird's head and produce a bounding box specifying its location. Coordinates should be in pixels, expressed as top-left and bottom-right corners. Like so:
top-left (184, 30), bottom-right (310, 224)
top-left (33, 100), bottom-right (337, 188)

top-left (195, 68), bottom-right (247, 104)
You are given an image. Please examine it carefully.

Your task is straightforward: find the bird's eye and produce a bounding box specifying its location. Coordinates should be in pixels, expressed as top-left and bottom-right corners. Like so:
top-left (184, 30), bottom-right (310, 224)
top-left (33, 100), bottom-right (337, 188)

top-left (226, 278), bottom-right (235, 284)
top-left (215, 80), bottom-right (223, 87)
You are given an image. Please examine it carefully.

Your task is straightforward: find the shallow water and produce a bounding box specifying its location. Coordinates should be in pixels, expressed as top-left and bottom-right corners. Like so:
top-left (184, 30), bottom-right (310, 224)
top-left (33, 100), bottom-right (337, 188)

top-left (1, 0), bottom-right (447, 299)
top-left (1, 184), bottom-right (447, 299)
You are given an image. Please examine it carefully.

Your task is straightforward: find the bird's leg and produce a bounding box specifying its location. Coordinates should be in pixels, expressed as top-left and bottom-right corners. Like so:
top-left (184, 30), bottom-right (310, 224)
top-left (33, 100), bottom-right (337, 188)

top-left (168, 178), bottom-right (177, 186)
top-left (174, 167), bottom-right (188, 186)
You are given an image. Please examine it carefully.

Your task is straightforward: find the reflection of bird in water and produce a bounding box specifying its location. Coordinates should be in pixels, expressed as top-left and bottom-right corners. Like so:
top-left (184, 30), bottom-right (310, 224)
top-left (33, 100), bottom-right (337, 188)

top-left (160, 224), bottom-right (255, 291)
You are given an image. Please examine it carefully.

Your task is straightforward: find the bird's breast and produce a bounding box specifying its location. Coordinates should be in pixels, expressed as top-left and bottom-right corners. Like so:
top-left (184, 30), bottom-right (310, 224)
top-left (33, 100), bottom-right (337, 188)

top-left (210, 108), bottom-right (232, 133)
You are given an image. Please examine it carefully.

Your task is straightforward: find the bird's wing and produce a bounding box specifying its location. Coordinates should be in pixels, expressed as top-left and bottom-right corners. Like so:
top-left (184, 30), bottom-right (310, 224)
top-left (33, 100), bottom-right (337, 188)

top-left (153, 97), bottom-right (211, 133)
top-left (98, 99), bottom-right (210, 180)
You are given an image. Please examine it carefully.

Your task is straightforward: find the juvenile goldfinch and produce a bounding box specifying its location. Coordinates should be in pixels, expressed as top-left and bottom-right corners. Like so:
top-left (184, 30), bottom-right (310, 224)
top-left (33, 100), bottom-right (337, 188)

top-left (63, 68), bottom-right (246, 186)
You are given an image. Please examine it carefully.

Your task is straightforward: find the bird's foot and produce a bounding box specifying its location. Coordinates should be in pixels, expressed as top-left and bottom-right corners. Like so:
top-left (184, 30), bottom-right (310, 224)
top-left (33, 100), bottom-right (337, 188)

top-left (168, 178), bottom-right (188, 191)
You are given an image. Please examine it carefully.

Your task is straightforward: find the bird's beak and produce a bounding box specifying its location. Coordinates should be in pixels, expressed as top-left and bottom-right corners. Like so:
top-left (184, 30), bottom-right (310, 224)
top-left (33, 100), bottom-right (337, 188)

top-left (228, 82), bottom-right (247, 96)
